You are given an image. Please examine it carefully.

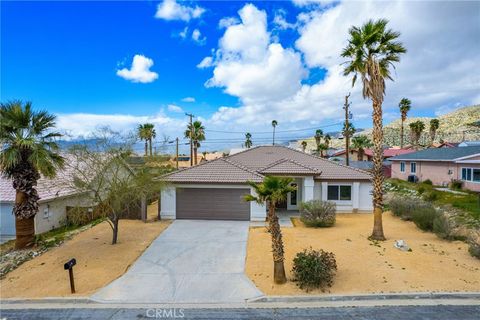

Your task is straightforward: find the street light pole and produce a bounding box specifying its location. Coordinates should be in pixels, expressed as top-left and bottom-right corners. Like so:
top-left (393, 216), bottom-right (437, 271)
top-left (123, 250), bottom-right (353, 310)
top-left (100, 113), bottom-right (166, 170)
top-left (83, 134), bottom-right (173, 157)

top-left (185, 113), bottom-right (194, 166)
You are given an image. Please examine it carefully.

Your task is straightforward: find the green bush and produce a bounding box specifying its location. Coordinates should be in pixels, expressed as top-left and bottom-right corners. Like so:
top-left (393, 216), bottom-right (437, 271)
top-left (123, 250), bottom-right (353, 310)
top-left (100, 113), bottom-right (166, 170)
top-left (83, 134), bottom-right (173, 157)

top-left (417, 185), bottom-right (426, 195)
top-left (422, 179), bottom-right (433, 185)
top-left (432, 213), bottom-right (452, 239)
top-left (422, 191), bottom-right (439, 202)
top-left (291, 248), bottom-right (337, 292)
top-left (299, 200), bottom-right (336, 227)
top-left (388, 196), bottom-right (422, 220)
top-left (450, 180), bottom-right (463, 190)
top-left (412, 202), bottom-right (438, 231)
top-left (468, 243), bottom-right (480, 260)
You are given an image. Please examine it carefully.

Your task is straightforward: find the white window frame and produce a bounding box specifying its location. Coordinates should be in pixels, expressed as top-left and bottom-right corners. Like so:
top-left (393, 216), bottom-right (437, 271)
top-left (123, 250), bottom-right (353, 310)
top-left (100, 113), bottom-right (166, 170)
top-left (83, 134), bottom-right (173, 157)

top-left (327, 184), bottom-right (352, 202)
top-left (410, 162), bottom-right (417, 174)
top-left (400, 162), bottom-right (406, 173)
top-left (461, 167), bottom-right (480, 183)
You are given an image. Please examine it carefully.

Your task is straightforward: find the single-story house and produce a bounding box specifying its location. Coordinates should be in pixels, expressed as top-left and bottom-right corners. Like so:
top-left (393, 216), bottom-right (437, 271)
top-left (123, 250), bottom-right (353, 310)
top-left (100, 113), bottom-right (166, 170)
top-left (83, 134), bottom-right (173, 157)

top-left (389, 146), bottom-right (480, 191)
top-left (0, 159), bottom-right (93, 240)
top-left (160, 146), bottom-right (373, 221)
top-left (331, 147), bottom-right (415, 162)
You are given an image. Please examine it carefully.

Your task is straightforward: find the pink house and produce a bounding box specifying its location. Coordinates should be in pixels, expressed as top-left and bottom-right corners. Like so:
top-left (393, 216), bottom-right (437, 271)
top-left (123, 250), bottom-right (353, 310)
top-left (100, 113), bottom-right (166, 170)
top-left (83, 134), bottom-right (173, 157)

top-left (389, 146), bottom-right (480, 192)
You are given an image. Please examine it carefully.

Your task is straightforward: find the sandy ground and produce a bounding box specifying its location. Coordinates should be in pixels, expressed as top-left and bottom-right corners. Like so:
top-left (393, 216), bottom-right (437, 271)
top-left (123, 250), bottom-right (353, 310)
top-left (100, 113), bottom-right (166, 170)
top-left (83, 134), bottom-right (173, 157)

top-left (246, 212), bottom-right (480, 295)
top-left (0, 219), bottom-right (171, 298)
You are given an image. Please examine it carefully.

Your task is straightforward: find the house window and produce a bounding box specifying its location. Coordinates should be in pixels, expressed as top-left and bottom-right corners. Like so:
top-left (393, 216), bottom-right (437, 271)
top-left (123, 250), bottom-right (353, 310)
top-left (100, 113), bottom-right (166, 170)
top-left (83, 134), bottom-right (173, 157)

top-left (400, 162), bottom-right (405, 173)
top-left (462, 168), bottom-right (480, 182)
top-left (474, 169), bottom-right (480, 182)
top-left (290, 183), bottom-right (297, 205)
top-left (327, 185), bottom-right (352, 201)
top-left (410, 162), bottom-right (417, 174)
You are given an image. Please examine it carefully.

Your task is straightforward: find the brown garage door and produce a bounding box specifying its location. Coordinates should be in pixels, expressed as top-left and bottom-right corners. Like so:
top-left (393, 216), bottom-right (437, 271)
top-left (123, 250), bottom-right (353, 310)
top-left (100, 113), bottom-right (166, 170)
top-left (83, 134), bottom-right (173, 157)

top-left (176, 188), bottom-right (250, 221)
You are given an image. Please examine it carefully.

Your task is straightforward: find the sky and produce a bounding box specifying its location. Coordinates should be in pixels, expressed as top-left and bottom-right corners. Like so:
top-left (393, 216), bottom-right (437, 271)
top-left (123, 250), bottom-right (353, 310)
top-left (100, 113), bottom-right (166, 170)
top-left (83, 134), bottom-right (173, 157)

top-left (2, 0), bottom-right (479, 153)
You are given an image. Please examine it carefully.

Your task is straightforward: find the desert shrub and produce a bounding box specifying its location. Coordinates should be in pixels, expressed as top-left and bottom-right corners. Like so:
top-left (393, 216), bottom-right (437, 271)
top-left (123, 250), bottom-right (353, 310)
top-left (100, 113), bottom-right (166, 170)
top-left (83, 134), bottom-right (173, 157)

top-left (291, 248), bottom-right (337, 292)
top-left (388, 196), bottom-right (422, 220)
top-left (468, 243), bottom-right (480, 260)
top-left (417, 185), bottom-right (426, 195)
top-left (422, 179), bottom-right (433, 185)
top-left (432, 213), bottom-right (452, 239)
top-left (299, 200), bottom-right (336, 227)
top-left (450, 180), bottom-right (463, 190)
top-left (422, 191), bottom-right (439, 202)
top-left (411, 202), bottom-right (438, 231)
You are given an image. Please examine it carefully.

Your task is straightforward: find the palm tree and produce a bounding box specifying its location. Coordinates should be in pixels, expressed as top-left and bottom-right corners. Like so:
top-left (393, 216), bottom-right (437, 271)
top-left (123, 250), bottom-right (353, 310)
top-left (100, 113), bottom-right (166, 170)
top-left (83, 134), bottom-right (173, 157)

top-left (314, 129), bottom-right (323, 150)
top-left (317, 143), bottom-right (328, 157)
top-left (144, 123), bottom-right (156, 156)
top-left (301, 141), bottom-right (307, 153)
top-left (429, 119), bottom-right (440, 146)
top-left (245, 133), bottom-right (253, 148)
top-left (398, 98), bottom-right (411, 148)
top-left (185, 120), bottom-right (205, 165)
top-left (409, 120), bottom-right (425, 149)
top-left (324, 134), bottom-right (331, 149)
top-left (271, 120), bottom-right (278, 145)
top-left (0, 101), bottom-right (65, 249)
top-left (137, 124), bottom-right (149, 156)
top-left (351, 135), bottom-right (372, 161)
top-left (341, 19), bottom-right (406, 240)
top-left (244, 176), bottom-right (296, 284)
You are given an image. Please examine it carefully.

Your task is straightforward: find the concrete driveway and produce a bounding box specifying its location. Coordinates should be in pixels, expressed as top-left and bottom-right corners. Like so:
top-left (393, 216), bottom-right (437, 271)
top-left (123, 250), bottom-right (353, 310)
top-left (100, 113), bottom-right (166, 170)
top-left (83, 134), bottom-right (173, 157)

top-left (91, 220), bottom-right (263, 303)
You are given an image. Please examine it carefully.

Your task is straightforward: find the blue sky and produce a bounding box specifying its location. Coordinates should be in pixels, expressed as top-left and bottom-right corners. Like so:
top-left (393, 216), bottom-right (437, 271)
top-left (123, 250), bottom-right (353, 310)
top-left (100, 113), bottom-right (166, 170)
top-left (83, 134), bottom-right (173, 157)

top-left (2, 1), bottom-right (479, 152)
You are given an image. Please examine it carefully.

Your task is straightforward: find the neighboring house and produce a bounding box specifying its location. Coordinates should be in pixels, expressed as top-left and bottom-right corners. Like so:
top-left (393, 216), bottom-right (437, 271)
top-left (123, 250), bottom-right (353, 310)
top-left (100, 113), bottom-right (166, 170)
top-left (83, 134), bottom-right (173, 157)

top-left (0, 162), bottom-right (92, 238)
top-left (331, 148), bottom-right (415, 161)
top-left (174, 153), bottom-right (223, 168)
top-left (459, 141), bottom-right (480, 147)
top-left (389, 146), bottom-right (480, 191)
top-left (160, 146), bottom-right (373, 221)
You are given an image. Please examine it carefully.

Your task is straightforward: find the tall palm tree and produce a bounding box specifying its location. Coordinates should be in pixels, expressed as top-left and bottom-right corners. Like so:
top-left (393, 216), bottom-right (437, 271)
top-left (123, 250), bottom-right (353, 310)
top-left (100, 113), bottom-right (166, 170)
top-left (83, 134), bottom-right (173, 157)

top-left (244, 176), bottom-right (296, 284)
top-left (314, 129), bottom-right (323, 150)
top-left (0, 101), bottom-right (65, 249)
top-left (409, 120), bottom-right (425, 149)
top-left (185, 120), bottom-right (205, 165)
top-left (144, 123), bottom-right (156, 156)
top-left (351, 135), bottom-right (372, 161)
top-left (341, 19), bottom-right (406, 240)
top-left (137, 124), bottom-right (149, 156)
top-left (324, 134), bottom-right (331, 149)
top-left (398, 98), bottom-right (411, 148)
top-left (271, 120), bottom-right (278, 145)
top-left (301, 141), bottom-right (307, 153)
top-left (245, 133), bottom-right (253, 148)
top-left (429, 119), bottom-right (440, 146)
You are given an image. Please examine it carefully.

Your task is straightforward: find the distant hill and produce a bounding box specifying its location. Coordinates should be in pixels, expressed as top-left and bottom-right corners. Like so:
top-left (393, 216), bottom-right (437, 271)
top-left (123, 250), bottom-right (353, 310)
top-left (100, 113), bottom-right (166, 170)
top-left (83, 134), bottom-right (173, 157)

top-left (296, 105), bottom-right (480, 151)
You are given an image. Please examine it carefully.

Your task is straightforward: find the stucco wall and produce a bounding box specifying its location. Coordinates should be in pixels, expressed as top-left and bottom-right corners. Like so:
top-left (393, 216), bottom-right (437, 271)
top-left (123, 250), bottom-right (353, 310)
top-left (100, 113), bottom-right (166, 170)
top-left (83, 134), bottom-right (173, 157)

top-left (0, 203), bottom-right (15, 236)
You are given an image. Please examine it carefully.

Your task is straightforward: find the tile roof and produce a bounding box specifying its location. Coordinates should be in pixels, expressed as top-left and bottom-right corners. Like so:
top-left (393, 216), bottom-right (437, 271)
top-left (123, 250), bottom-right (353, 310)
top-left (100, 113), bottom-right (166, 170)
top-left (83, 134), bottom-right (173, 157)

top-left (389, 146), bottom-right (480, 161)
top-left (0, 154), bottom-right (83, 203)
top-left (162, 145), bottom-right (371, 183)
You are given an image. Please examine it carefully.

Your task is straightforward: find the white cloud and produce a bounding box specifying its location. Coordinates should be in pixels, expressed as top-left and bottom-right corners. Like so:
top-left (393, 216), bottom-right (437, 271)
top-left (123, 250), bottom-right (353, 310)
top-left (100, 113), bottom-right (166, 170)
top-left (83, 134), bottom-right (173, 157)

top-left (181, 97), bottom-right (195, 102)
top-left (155, 0), bottom-right (205, 22)
top-left (116, 55), bottom-right (158, 83)
top-left (191, 28), bottom-right (206, 45)
top-left (179, 26), bottom-right (188, 39)
top-left (197, 56), bottom-right (213, 69)
top-left (292, 0), bottom-right (337, 7)
top-left (218, 16), bottom-right (240, 29)
top-left (167, 104), bottom-right (184, 113)
top-left (273, 10), bottom-right (296, 30)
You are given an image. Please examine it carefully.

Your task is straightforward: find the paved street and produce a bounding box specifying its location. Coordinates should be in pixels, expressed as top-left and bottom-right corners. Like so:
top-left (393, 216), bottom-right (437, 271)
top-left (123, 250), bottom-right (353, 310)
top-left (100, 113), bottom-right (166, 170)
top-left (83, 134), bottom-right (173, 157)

top-left (1, 305), bottom-right (479, 320)
top-left (92, 220), bottom-right (263, 303)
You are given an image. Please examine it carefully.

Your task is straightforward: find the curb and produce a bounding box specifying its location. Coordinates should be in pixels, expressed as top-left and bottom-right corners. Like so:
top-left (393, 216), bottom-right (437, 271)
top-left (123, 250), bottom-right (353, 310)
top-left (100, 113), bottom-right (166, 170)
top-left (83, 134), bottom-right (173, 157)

top-left (0, 297), bottom-right (92, 305)
top-left (247, 292), bottom-right (480, 303)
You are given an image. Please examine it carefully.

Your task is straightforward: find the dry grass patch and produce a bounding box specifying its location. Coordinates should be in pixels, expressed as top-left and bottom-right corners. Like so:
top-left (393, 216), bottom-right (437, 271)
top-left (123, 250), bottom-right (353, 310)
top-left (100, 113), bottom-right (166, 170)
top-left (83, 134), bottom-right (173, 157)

top-left (0, 219), bottom-right (171, 298)
top-left (246, 212), bottom-right (480, 295)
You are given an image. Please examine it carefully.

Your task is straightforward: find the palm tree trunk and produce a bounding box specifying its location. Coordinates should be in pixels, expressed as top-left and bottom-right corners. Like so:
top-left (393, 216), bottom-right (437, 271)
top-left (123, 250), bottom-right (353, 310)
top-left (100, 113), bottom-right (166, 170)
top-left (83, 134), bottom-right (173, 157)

top-left (268, 207), bottom-right (286, 284)
top-left (194, 145), bottom-right (198, 165)
top-left (149, 138), bottom-right (153, 156)
top-left (14, 190), bottom-right (35, 249)
top-left (400, 119), bottom-right (404, 148)
top-left (111, 216), bottom-right (119, 245)
top-left (144, 141), bottom-right (148, 156)
top-left (370, 100), bottom-right (386, 241)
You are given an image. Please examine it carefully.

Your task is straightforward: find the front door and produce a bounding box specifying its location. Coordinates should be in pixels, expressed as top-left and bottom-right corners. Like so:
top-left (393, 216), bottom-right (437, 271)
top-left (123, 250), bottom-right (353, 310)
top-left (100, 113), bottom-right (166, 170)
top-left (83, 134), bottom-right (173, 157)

top-left (287, 183), bottom-right (298, 210)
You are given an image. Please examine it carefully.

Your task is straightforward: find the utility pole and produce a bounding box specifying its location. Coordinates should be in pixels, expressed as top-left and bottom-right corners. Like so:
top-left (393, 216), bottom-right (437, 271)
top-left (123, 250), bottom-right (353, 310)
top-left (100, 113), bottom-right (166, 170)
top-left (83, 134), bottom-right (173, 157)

top-left (343, 93), bottom-right (351, 166)
top-left (185, 113), bottom-right (194, 166)
top-left (175, 137), bottom-right (179, 170)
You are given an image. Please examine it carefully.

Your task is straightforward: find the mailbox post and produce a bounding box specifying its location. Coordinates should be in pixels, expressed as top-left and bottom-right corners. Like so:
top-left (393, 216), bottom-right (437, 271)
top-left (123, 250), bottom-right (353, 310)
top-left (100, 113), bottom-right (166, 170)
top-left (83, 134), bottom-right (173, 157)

top-left (64, 258), bottom-right (77, 294)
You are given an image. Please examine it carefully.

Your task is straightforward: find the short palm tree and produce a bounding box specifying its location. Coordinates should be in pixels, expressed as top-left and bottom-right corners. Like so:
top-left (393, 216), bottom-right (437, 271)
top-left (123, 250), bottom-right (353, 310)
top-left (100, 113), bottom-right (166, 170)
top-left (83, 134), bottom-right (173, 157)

top-left (324, 134), bottom-right (331, 149)
top-left (185, 121), bottom-right (205, 165)
top-left (409, 120), bottom-right (425, 149)
top-left (341, 18), bottom-right (406, 240)
top-left (271, 120), bottom-right (278, 145)
top-left (398, 98), bottom-right (411, 148)
top-left (429, 119), bottom-right (440, 145)
top-left (244, 176), bottom-right (296, 284)
top-left (245, 133), bottom-right (253, 148)
top-left (351, 135), bottom-right (372, 161)
top-left (138, 124), bottom-right (149, 156)
top-left (314, 129), bottom-right (323, 150)
top-left (0, 101), bottom-right (65, 249)
top-left (144, 123), bottom-right (156, 156)
top-left (317, 143), bottom-right (328, 157)
top-left (301, 141), bottom-right (307, 153)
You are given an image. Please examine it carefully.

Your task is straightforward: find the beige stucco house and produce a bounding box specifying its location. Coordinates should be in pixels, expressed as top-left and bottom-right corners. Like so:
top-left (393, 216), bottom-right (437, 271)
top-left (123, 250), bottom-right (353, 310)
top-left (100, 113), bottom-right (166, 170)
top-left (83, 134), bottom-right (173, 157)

top-left (389, 146), bottom-right (480, 191)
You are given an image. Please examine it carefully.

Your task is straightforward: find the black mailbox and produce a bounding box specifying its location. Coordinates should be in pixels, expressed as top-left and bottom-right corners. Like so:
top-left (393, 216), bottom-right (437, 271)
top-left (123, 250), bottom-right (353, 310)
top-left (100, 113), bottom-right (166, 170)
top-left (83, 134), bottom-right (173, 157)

top-left (64, 258), bottom-right (76, 270)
